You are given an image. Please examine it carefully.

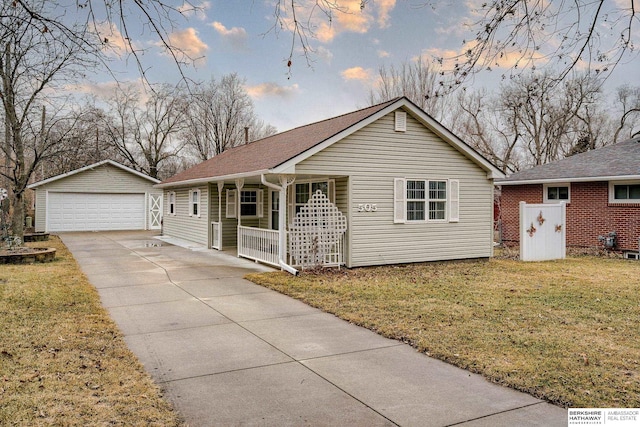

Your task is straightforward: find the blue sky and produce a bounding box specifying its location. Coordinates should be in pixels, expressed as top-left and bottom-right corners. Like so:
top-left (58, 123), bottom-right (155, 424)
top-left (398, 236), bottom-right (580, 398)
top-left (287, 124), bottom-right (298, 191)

top-left (80, 0), bottom-right (640, 133)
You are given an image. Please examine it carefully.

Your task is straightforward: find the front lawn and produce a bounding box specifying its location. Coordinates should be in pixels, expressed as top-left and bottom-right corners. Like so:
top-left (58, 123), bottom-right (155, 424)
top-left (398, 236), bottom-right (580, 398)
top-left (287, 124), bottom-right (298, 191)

top-left (0, 236), bottom-right (182, 426)
top-left (246, 255), bottom-right (640, 408)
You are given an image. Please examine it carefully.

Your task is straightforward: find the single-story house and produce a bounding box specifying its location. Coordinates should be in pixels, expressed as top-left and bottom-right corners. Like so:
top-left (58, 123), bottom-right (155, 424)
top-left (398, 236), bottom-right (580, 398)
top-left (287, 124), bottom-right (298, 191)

top-left (157, 97), bottom-right (505, 272)
top-left (497, 136), bottom-right (640, 255)
top-left (28, 160), bottom-right (162, 232)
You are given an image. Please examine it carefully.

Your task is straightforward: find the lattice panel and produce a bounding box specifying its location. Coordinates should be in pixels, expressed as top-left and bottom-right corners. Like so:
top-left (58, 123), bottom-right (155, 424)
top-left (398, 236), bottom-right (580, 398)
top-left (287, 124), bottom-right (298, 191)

top-left (289, 190), bottom-right (347, 268)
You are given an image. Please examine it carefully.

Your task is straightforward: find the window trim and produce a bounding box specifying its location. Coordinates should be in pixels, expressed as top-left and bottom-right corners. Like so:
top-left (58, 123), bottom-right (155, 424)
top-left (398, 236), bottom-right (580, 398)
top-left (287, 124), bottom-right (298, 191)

top-left (168, 191), bottom-right (176, 216)
top-left (609, 181), bottom-right (640, 204)
top-left (543, 183), bottom-right (571, 203)
top-left (394, 178), bottom-right (458, 224)
top-left (239, 189), bottom-right (263, 219)
top-left (288, 178), bottom-right (335, 223)
top-left (226, 189), bottom-right (263, 218)
top-left (189, 189), bottom-right (201, 217)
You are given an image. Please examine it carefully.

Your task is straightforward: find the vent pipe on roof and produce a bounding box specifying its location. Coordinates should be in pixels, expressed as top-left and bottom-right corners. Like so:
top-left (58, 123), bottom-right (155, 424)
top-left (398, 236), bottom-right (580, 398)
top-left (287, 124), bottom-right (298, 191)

top-left (244, 127), bottom-right (249, 144)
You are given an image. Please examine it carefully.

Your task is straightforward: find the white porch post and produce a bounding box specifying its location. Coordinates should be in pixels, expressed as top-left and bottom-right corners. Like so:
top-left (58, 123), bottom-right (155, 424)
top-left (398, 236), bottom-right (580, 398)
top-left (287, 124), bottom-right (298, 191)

top-left (235, 179), bottom-right (244, 255)
top-left (260, 174), bottom-right (297, 275)
top-left (278, 175), bottom-right (295, 265)
top-left (217, 181), bottom-right (224, 250)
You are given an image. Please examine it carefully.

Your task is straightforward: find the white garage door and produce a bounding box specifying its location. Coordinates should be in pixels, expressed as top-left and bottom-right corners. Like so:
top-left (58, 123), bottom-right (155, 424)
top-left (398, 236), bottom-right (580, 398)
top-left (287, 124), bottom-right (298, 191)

top-left (47, 193), bottom-right (146, 232)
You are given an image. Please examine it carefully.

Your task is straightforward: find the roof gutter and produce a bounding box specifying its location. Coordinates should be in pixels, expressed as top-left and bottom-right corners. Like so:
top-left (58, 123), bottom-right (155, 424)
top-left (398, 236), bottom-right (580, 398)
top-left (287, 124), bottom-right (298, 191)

top-left (155, 169), bottom-right (271, 189)
top-left (498, 174), bottom-right (640, 185)
top-left (261, 174), bottom-right (298, 276)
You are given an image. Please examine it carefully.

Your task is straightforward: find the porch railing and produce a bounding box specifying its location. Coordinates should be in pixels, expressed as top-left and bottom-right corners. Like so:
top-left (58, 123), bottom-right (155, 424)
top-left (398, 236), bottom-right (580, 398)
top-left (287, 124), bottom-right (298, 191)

top-left (211, 221), bottom-right (221, 249)
top-left (237, 226), bottom-right (280, 267)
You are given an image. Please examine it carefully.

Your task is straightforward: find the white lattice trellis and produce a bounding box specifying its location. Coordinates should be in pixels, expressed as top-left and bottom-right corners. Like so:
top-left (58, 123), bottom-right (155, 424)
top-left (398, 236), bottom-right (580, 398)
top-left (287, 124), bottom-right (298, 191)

top-left (289, 190), bottom-right (347, 268)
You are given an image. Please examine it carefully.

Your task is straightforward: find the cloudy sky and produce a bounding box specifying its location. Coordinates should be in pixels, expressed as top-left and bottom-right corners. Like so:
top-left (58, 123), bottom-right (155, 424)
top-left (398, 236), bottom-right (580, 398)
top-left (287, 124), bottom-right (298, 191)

top-left (85, 0), bottom-right (640, 133)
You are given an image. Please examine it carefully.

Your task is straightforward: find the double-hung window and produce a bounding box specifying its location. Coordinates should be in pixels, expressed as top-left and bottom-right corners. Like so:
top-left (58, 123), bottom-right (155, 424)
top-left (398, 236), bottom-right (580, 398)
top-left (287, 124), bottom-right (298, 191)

top-left (226, 189), bottom-right (263, 218)
top-left (428, 181), bottom-right (447, 220)
top-left (189, 189), bottom-right (200, 217)
top-left (294, 181), bottom-right (331, 214)
top-left (395, 178), bottom-right (459, 223)
top-left (240, 190), bottom-right (258, 216)
top-left (406, 180), bottom-right (426, 221)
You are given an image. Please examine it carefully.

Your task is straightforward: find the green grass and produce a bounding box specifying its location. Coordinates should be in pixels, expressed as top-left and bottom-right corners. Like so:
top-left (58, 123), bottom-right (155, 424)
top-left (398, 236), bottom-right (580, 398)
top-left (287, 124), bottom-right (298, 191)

top-left (0, 237), bottom-right (182, 426)
top-left (246, 255), bottom-right (640, 408)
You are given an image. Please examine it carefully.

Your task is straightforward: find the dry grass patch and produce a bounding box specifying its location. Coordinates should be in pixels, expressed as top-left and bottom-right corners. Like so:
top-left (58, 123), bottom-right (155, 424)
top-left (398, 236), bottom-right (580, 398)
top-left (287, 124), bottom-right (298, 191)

top-left (0, 236), bottom-right (182, 426)
top-left (246, 256), bottom-right (640, 408)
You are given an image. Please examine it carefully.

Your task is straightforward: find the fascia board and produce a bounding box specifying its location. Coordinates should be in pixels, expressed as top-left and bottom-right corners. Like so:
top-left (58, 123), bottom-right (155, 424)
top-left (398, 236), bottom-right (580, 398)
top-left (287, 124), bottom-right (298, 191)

top-left (28, 160), bottom-right (160, 189)
top-left (154, 170), bottom-right (270, 189)
top-left (498, 175), bottom-right (640, 185)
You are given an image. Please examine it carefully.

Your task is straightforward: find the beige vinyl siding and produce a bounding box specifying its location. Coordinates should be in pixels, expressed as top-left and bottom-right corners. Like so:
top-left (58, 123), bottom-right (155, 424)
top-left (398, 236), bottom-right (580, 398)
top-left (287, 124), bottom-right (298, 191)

top-left (296, 109), bottom-right (494, 267)
top-left (32, 164), bottom-right (160, 232)
top-left (209, 184), bottom-right (265, 248)
top-left (162, 186), bottom-right (209, 246)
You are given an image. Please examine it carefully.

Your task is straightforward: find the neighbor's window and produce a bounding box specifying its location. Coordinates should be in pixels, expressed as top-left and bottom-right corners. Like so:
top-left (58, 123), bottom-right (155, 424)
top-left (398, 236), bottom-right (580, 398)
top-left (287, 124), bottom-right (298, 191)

top-left (189, 189), bottom-right (200, 217)
top-left (613, 184), bottom-right (640, 201)
top-left (544, 185), bottom-right (570, 203)
top-left (168, 191), bottom-right (176, 215)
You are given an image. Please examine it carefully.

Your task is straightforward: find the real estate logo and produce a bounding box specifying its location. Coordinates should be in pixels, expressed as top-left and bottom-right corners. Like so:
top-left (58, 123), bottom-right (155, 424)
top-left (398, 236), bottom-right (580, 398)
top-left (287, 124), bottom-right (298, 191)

top-left (568, 409), bottom-right (640, 426)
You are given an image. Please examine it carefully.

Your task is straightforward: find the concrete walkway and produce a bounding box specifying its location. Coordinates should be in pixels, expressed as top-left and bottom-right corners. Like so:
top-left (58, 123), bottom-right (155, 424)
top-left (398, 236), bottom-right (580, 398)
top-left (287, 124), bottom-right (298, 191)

top-left (60, 231), bottom-right (567, 426)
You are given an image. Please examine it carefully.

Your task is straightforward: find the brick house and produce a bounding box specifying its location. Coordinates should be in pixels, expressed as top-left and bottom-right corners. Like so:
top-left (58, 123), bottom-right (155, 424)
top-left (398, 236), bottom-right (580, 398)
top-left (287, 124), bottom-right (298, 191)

top-left (497, 136), bottom-right (640, 255)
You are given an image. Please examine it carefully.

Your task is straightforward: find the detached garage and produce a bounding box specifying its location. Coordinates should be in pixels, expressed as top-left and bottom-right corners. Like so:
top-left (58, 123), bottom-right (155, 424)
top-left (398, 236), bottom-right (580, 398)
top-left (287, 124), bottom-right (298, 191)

top-left (28, 160), bottom-right (162, 232)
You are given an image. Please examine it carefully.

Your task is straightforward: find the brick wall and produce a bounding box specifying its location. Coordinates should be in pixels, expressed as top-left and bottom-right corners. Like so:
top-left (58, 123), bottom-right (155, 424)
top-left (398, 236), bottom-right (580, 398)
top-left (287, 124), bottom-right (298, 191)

top-left (499, 182), bottom-right (640, 251)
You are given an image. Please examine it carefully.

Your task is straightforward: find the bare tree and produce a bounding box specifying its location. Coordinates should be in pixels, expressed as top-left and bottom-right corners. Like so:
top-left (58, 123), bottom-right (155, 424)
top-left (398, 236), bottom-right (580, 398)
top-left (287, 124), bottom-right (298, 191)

top-left (612, 84), bottom-right (640, 142)
top-left (273, 1), bottom-right (636, 85)
top-left (453, 89), bottom-right (524, 173)
top-left (183, 73), bottom-right (276, 161)
top-left (10, 0), bottom-right (199, 84)
top-left (433, 1), bottom-right (639, 89)
top-left (36, 105), bottom-right (121, 179)
top-left (447, 71), bottom-right (617, 170)
top-left (102, 84), bottom-right (187, 179)
top-left (497, 72), bottom-right (605, 166)
top-left (368, 58), bottom-right (455, 122)
top-left (0, 0), bottom-right (91, 240)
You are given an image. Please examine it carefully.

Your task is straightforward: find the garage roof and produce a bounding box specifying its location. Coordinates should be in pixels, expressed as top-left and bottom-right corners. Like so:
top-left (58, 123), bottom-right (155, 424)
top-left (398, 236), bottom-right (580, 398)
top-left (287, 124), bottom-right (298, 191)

top-left (27, 160), bottom-right (160, 189)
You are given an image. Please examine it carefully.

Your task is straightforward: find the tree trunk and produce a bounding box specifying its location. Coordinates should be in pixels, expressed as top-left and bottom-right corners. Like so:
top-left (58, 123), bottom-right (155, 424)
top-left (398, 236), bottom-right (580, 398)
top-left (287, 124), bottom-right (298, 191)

top-left (10, 190), bottom-right (23, 240)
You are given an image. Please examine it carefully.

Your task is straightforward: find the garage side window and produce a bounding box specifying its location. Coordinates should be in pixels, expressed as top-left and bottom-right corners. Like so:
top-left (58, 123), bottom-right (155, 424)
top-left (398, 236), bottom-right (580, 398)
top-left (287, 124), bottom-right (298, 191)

top-left (168, 192), bottom-right (176, 215)
top-left (189, 189), bottom-right (201, 217)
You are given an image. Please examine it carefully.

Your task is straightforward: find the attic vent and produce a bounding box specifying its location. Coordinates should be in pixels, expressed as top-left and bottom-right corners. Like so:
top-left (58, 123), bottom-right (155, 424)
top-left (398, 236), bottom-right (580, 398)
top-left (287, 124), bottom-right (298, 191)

top-left (395, 111), bottom-right (407, 132)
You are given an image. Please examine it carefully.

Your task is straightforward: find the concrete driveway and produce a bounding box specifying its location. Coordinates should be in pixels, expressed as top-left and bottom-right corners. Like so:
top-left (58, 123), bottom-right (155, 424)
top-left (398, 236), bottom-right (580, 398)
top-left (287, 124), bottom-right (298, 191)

top-left (60, 231), bottom-right (567, 426)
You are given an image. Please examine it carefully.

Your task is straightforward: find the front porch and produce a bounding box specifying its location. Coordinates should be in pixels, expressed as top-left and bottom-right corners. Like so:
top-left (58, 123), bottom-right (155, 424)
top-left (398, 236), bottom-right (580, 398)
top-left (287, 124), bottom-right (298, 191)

top-left (208, 174), bottom-right (348, 272)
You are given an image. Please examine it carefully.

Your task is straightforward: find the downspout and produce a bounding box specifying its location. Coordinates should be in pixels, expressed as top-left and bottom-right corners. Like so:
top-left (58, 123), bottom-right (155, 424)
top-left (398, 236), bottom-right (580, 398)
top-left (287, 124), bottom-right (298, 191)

top-left (261, 174), bottom-right (298, 276)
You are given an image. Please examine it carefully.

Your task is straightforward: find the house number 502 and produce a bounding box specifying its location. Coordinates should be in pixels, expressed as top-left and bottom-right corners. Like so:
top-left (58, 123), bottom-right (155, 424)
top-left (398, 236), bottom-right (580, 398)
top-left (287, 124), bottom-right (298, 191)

top-left (358, 203), bottom-right (377, 212)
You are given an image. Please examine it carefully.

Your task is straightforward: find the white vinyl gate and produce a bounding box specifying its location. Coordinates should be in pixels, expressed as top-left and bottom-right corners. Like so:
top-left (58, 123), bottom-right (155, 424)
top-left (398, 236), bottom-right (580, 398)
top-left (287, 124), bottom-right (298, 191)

top-left (519, 202), bottom-right (566, 261)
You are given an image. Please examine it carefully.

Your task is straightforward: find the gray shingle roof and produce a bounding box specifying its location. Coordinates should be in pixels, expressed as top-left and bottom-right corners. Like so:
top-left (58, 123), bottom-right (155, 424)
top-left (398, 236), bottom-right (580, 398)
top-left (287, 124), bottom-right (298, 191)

top-left (498, 137), bottom-right (640, 184)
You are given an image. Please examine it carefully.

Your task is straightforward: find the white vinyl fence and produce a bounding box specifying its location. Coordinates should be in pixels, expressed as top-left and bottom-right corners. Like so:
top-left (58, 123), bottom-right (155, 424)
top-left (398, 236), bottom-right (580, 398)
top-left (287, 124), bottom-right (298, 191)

top-left (519, 202), bottom-right (566, 261)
